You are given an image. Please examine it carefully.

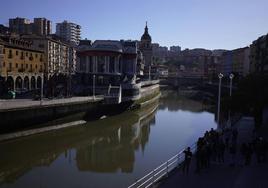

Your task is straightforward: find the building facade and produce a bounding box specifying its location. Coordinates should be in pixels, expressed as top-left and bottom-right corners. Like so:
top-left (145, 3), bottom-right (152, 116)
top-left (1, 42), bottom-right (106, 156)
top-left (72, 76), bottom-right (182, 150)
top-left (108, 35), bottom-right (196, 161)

top-left (56, 21), bottom-right (81, 46)
top-left (170, 46), bottom-right (181, 53)
top-left (33, 18), bottom-right (52, 36)
top-left (0, 24), bottom-right (10, 35)
top-left (250, 34), bottom-right (268, 74)
top-left (232, 47), bottom-right (250, 77)
top-left (9, 17), bottom-right (51, 36)
top-left (0, 35), bottom-right (44, 92)
top-left (23, 35), bottom-right (73, 75)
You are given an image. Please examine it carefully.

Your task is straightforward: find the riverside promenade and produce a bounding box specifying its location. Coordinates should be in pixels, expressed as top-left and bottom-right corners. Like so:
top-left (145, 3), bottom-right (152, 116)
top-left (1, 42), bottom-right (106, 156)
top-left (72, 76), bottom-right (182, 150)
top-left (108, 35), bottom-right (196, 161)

top-left (0, 96), bottom-right (103, 111)
top-left (158, 116), bottom-right (268, 188)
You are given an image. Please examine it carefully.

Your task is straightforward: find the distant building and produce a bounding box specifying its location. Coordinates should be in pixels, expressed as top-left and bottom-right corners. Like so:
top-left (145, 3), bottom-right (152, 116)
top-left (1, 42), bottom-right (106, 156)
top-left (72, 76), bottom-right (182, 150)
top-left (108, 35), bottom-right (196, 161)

top-left (0, 24), bottom-right (10, 34)
top-left (232, 47), bottom-right (250, 77)
top-left (9, 17), bottom-right (32, 34)
top-left (170, 46), bottom-right (181, 53)
top-left (250, 34), bottom-right (268, 74)
top-left (219, 47), bottom-right (250, 78)
top-left (220, 51), bottom-right (233, 76)
top-left (33, 18), bottom-right (52, 36)
top-left (56, 21), bottom-right (81, 46)
top-left (139, 22), bottom-right (152, 67)
top-left (9, 17), bottom-right (51, 36)
top-left (77, 39), bottom-right (92, 51)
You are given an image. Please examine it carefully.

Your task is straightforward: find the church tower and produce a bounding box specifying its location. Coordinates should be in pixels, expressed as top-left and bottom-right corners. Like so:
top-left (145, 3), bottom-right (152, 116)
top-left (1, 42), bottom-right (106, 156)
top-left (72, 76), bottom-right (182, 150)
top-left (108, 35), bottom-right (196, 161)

top-left (140, 22), bottom-right (153, 67)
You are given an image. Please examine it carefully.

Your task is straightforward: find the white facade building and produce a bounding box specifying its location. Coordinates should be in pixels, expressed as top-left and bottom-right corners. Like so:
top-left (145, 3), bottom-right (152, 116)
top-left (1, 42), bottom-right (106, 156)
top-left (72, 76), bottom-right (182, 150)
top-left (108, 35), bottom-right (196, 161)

top-left (56, 21), bottom-right (81, 46)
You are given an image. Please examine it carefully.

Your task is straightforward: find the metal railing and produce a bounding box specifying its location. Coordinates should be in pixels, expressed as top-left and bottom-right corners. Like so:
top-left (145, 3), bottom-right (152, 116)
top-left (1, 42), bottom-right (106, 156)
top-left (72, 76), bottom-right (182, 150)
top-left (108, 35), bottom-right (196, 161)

top-left (128, 143), bottom-right (197, 188)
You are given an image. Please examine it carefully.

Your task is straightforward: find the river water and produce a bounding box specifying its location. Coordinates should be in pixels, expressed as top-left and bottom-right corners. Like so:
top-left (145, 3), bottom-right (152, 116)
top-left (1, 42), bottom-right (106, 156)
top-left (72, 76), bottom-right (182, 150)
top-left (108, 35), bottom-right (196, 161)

top-left (0, 90), bottom-right (217, 188)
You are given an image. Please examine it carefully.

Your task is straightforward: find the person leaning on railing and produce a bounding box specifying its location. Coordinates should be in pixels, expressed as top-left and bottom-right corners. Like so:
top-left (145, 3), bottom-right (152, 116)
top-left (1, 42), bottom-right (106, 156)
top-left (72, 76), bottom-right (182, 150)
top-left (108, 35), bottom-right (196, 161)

top-left (182, 147), bottom-right (192, 174)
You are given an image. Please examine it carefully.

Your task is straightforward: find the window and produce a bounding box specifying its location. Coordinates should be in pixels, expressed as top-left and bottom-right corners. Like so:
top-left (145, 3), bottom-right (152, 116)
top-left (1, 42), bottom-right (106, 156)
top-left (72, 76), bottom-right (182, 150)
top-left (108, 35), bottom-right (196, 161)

top-left (3, 62), bottom-right (5, 67)
top-left (3, 48), bottom-right (5, 54)
top-left (20, 51), bottom-right (24, 59)
top-left (16, 51), bottom-right (18, 56)
top-left (97, 56), bottom-right (105, 73)
top-left (110, 57), bottom-right (115, 73)
top-left (8, 50), bottom-right (12, 58)
top-left (35, 53), bottom-right (38, 58)
top-left (16, 63), bottom-right (18, 68)
top-left (35, 64), bottom-right (37, 69)
top-left (26, 64), bottom-right (28, 68)
top-left (9, 63), bottom-right (12, 69)
top-left (26, 52), bottom-right (28, 57)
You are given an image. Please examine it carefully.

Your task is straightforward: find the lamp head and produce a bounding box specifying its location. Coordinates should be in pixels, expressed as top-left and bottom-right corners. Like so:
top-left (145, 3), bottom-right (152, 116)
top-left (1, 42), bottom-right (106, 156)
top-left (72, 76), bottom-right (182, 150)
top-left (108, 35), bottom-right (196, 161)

top-left (218, 73), bottom-right (223, 79)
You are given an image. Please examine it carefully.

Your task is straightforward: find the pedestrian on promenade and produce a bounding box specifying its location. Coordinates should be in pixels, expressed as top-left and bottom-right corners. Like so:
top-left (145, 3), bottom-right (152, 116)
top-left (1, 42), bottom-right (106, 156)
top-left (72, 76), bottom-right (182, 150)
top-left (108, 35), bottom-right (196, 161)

top-left (182, 147), bottom-right (192, 174)
top-left (229, 142), bottom-right (237, 166)
top-left (224, 128), bottom-right (231, 149)
top-left (232, 128), bottom-right (238, 144)
top-left (245, 143), bottom-right (253, 165)
top-left (256, 137), bottom-right (267, 163)
top-left (217, 138), bottom-right (225, 163)
top-left (195, 138), bottom-right (203, 173)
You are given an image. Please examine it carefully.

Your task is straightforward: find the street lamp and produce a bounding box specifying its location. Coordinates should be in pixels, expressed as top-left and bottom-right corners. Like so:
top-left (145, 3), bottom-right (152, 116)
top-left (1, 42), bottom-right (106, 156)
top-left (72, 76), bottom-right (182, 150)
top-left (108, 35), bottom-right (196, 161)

top-left (227, 73), bottom-right (234, 127)
top-left (217, 73), bottom-right (223, 126)
top-left (93, 74), bottom-right (96, 100)
top-left (229, 73), bottom-right (234, 97)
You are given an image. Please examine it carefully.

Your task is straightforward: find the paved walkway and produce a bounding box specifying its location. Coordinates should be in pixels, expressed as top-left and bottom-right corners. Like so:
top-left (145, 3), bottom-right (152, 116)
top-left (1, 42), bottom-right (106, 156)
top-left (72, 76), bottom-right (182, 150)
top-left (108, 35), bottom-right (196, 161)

top-left (0, 96), bottom-right (103, 111)
top-left (158, 117), bottom-right (268, 188)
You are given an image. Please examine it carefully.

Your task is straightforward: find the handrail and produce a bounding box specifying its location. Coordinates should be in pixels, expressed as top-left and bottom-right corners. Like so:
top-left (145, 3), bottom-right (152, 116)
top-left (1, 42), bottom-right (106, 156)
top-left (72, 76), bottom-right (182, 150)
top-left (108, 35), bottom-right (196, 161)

top-left (128, 142), bottom-right (197, 188)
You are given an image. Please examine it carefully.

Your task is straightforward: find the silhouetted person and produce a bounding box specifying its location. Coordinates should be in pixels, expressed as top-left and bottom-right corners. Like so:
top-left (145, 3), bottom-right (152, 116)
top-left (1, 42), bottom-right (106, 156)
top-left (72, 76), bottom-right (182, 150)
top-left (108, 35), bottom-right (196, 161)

top-left (245, 143), bottom-right (253, 165)
top-left (182, 147), bottom-right (192, 174)
top-left (256, 137), bottom-right (267, 163)
top-left (232, 128), bottom-right (238, 144)
top-left (217, 138), bottom-right (225, 163)
top-left (229, 143), bottom-right (237, 166)
top-left (240, 143), bottom-right (247, 164)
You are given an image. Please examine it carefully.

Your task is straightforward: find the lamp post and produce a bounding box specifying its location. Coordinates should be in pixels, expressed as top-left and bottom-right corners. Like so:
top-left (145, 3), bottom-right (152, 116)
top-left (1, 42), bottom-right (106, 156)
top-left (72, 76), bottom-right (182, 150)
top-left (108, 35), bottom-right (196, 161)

top-left (93, 74), bottom-right (95, 100)
top-left (227, 73), bottom-right (234, 127)
top-left (149, 66), bottom-right (151, 81)
top-left (40, 73), bottom-right (44, 105)
top-left (217, 73), bottom-right (223, 126)
top-left (229, 73), bottom-right (234, 97)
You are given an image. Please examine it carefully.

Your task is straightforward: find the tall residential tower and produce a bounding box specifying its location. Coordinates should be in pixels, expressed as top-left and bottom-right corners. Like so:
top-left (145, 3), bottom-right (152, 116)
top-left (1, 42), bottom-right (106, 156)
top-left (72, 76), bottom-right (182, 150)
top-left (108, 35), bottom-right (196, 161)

top-left (56, 21), bottom-right (81, 46)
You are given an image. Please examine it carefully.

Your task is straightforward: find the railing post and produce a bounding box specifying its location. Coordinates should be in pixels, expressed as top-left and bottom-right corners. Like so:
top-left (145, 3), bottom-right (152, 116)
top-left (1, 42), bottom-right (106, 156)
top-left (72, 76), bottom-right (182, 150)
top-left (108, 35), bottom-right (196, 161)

top-left (166, 161), bottom-right (169, 177)
top-left (153, 169), bottom-right (155, 183)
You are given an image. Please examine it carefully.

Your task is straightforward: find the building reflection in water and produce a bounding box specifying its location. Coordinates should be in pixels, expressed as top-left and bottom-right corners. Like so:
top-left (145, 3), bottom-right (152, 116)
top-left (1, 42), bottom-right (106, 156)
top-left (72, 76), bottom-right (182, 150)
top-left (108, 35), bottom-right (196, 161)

top-left (159, 90), bottom-right (214, 113)
top-left (0, 101), bottom-right (158, 184)
top-left (76, 104), bottom-right (157, 173)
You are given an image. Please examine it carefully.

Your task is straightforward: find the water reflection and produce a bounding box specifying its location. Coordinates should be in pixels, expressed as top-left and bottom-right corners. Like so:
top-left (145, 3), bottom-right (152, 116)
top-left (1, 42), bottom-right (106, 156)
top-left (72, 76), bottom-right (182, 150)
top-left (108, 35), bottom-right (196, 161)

top-left (0, 91), bottom-right (217, 188)
top-left (0, 102), bottom-right (158, 186)
top-left (76, 106), bottom-right (156, 174)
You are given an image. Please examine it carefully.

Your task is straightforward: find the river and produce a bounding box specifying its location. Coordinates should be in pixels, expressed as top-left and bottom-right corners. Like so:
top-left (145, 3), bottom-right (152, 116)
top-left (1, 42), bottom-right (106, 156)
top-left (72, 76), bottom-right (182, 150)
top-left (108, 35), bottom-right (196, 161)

top-left (0, 90), bottom-right (217, 188)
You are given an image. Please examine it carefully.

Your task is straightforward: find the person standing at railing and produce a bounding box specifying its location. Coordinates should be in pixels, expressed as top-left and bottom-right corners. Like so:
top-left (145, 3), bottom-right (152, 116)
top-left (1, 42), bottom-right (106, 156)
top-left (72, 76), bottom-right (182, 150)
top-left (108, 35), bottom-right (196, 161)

top-left (182, 147), bottom-right (192, 174)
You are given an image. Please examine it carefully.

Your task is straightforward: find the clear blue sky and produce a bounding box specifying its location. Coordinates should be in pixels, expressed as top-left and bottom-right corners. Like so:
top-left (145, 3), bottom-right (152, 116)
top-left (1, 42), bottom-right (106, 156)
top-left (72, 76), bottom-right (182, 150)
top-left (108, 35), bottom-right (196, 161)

top-left (1, 0), bottom-right (268, 50)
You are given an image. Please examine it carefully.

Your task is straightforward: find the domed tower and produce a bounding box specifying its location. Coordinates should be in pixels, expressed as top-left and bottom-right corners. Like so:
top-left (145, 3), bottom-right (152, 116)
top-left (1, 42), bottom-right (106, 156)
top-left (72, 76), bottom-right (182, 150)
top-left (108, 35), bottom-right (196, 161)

top-left (140, 22), bottom-right (153, 66)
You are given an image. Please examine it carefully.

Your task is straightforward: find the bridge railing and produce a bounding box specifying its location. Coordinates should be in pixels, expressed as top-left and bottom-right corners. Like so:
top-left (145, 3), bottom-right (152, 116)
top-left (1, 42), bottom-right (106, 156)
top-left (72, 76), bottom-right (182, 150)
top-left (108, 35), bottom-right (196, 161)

top-left (128, 143), bottom-right (197, 188)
